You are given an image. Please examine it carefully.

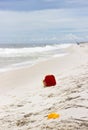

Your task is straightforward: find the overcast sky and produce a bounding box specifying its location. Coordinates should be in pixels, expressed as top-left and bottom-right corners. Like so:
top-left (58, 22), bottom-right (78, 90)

top-left (0, 0), bottom-right (88, 43)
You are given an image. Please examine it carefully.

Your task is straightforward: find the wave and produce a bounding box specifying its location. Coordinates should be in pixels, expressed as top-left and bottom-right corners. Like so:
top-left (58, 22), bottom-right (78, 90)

top-left (0, 44), bottom-right (71, 57)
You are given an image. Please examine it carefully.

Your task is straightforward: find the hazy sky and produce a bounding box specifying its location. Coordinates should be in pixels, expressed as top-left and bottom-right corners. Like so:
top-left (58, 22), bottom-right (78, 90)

top-left (0, 0), bottom-right (88, 43)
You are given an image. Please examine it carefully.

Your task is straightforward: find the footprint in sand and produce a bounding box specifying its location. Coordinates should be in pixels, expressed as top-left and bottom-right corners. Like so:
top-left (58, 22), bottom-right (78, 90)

top-left (16, 119), bottom-right (29, 127)
top-left (24, 113), bottom-right (33, 118)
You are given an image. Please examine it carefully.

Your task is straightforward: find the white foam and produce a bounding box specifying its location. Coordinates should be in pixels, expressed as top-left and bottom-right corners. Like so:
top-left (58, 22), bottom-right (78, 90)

top-left (0, 44), bottom-right (71, 57)
top-left (53, 53), bottom-right (68, 57)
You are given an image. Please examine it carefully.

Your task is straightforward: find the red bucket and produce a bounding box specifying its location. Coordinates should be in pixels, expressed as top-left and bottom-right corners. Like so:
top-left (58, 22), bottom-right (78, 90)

top-left (43, 75), bottom-right (56, 87)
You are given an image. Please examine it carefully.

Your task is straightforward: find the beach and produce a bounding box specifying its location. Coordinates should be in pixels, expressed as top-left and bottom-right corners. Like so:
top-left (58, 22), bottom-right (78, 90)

top-left (0, 43), bottom-right (88, 130)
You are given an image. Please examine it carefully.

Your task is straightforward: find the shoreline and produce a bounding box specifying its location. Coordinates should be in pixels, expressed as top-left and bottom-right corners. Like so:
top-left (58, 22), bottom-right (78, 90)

top-left (0, 52), bottom-right (68, 73)
top-left (0, 43), bottom-right (71, 72)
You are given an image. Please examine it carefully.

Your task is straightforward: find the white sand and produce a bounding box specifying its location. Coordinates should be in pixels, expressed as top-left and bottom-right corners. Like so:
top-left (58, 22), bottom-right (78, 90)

top-left (0, 43), bottom-right (88, 130)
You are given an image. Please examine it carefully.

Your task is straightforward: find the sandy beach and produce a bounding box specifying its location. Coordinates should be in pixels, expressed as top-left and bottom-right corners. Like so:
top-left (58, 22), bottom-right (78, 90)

top-left (0, 43), bottom-right (88, 130)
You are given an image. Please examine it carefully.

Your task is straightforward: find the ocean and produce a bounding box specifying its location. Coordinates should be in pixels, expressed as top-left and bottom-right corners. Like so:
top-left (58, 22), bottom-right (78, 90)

top-left (0, 43), bottom-right (71, 71)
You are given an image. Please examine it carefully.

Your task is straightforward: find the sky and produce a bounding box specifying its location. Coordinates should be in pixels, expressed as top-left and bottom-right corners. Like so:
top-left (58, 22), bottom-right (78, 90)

top-left (0, 0), bottom-right (88, 44)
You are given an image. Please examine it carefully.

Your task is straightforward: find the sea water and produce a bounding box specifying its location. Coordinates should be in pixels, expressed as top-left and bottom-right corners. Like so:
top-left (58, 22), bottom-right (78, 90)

top-left (0, 43), bottom-right (71, 71)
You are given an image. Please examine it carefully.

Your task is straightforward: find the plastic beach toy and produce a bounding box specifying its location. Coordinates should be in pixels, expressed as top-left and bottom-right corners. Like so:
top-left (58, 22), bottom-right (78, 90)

top-left (43, 75), bottom-right (56, 87)
top-left (48, 113), bottom-right (60, 119)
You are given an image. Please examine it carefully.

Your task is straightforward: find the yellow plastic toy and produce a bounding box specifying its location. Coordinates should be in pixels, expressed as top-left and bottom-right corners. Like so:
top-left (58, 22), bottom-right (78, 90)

top-left (48, 113), bottom-right (60, 119)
